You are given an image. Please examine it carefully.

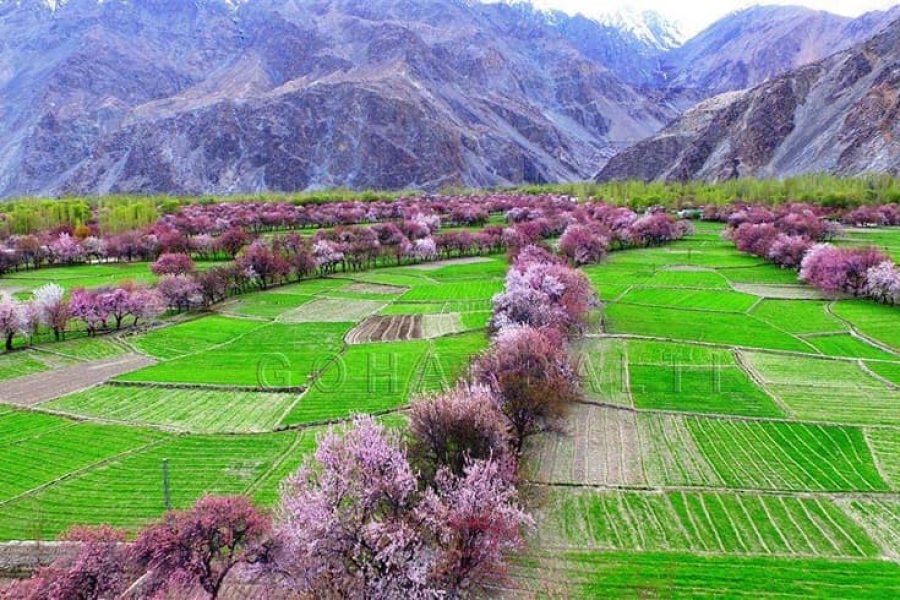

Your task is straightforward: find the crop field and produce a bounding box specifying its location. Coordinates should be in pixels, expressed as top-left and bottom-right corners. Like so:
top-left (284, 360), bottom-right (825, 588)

top-left (119, 322), bottom-right (353, 387)
top-left (0, 218), bottom-right (897, 596)
top-left (508, 551), bottom-right (900, 598)
top-left (0, 260), bottom-right (222, 296)
top-left (830, 300), bottom-right (900, 351)
top-left (522, 226), bottom-right (900, 595)
top-left (540, 489), bottom-right (878, 557)
top-left (399, 280), bottom-right (504, 302)
top-left (745, 353), bottom-right (900, 426)
top-left (43, 385), bottom-right (300, 433)
top-left (0, 350), bottom-right (74, 381)
top-left (749, 300), bottom-right (847, 334)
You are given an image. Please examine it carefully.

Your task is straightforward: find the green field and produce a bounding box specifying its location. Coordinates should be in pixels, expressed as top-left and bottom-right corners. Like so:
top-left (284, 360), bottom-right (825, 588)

top-left (120, 322), bottom-right (353, 387)
top-left (510, 551), bottom-right (900, 598)
top-left (44, 385), bottom-right (301, 433)
top-left (541, 488), bottom-right (879, 557)
top-left (0, 217), bottom-right (897, 595)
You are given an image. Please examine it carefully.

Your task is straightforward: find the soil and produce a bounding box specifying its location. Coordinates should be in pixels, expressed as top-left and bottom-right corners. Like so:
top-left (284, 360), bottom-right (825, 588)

top-left (0, 354), bottom-right (156, 407)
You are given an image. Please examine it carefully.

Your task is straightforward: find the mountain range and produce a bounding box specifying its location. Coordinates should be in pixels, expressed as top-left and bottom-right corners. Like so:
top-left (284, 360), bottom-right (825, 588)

top-left (0, 0), bottom-right (897, 197)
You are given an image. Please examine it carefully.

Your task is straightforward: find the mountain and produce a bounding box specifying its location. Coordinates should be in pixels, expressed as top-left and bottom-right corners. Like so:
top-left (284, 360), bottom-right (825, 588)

top-left (597, 18), bottom-right (900, 182)
top-left (0, 0), bottom-right (895, 198)
top-left (541, 8), bottom-right (681, 87)
top-left (0, 0), bottom-right (676, 197)
top-left (660, 4), bottom-right (900, 106)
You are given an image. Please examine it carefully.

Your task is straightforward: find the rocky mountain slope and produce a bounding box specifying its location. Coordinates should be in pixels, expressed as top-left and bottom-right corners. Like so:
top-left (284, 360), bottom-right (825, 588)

top-left (597, 18), bottom-right (900, 182)
top-left (0, 0), bottom-right (677, 197)
top-left (0, 0), bottom-right (896, 197)
top-left (659, 5), bottom-right (900, 107)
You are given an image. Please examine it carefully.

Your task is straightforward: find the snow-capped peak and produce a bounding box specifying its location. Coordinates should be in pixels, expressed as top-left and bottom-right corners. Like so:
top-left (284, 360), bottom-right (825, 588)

top-left (595, 7), bottom-right (685, 50)
top-left (484, 1), bottom-right (684, 51)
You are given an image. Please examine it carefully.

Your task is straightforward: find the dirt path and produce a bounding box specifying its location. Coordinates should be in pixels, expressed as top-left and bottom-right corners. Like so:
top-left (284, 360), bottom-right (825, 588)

top-left (0, 354), bottom-right (157, 407)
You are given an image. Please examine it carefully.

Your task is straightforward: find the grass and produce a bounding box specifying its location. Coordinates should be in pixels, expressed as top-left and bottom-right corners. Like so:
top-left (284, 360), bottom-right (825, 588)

top-left (624, 340), bottom-right (783, 418)
top-left (604, 304), bottom-right (811, 352)
top-left (44, 385), bottom-right (301, 433)
top-left (746, 353), bottom-right (900, 426)
top-left (120, 322), bottom-right (352, 387)
top-left (618, 288), bottom-right (758, 312)
top-left (830, 300), bottom-right (900, 351)
top-left (0, 432), bottom-right (301, 540)
top-left (750, 300), bottom-right (847, 335)
top-left (130, 316), bottom-right (263, 359)
top-left (540, 488), bottom-right (879, 557)
top-left (511, 551), bottom-right (900, 598)
top-left (46, 336), bottom-right (130, 361)
top-left (686, 417), bottom-right (888, 492)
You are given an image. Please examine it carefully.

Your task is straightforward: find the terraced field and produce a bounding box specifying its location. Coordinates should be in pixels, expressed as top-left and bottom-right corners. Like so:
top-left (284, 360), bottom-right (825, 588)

top-left (0, 223), bottom-right (896, 596)
top-left (524, 224), bottom-right (900, 596)
top-left (0, 258), bottom-right (500, 542)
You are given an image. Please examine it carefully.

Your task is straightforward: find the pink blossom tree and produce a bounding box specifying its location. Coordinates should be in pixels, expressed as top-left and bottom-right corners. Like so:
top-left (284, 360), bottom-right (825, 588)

top-left (68, 289), bottom-right (109, 336)
top-left (131, 495), bottom-right (271, 600)
top-left (49, 233), bottom-right (85, 264)
top-left (418, 458), bottom-right (531, 594)
top-left (472, 326), bottom-right (582, 453)
top-left (409, 237), bottom-right (438, 262)
top-left (157, 275), bottom-right (203, 312)
top-left (491, 252), bottom-right (598, 337)
top-left (0, 292), bottom-right (26, 351)
top-left (272, 416), bottom-right (529, 597)
top-left (5, 525), bottom-right (129, 600)
top-left (866, 261), bottom-right (900, 305)
top-left (766, 233), bottom-right (812, 269)
top-left (237, 241), bottom-right (290, 289)
top-left (559, 223), bottom-right (610, 266)
top-left (217, 228), bottom-right (250, 259)
top-left (272, 416), bottom-right (424, 597)
top-left (151, 253), bottom-right (196, 276)
top-left (312, 239), bottom-right (344, 274)
top-left (408, 385), bottom-right (511, 479)
top-left (33, 283), bottom-right (69, 341)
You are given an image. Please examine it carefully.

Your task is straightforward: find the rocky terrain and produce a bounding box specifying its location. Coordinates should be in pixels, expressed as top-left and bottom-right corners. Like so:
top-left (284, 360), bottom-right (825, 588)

top-left (659, 5), bottom-right (900, 107)
top-left (597, 18), bottom-right (900, 182)
top-left (0, 0), bottom-right (678, 196)
top-left (0, 0), bottom-right (897, 196)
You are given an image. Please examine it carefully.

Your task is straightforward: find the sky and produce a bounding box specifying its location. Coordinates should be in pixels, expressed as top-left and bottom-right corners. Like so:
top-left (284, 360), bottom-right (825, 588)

top-left (527, 1), bottom-right (899, 37)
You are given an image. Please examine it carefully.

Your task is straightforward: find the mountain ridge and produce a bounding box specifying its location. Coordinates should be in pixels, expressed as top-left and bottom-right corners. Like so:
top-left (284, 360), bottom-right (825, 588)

top-left (0, 0), bottom-right (896, 197)
top-left (597, 16), bottom-right (900, 182)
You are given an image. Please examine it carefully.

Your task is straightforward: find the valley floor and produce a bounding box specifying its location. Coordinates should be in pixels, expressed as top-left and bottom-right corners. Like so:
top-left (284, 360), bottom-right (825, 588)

top-left (508, 221), bottom-right (900, 597)
top-left (0, 223), bottom-right (897, 597)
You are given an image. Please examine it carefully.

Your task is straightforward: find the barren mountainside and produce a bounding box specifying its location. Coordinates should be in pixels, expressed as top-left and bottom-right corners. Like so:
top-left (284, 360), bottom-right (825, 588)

top-left (0, 0), bottom-right (897, 197)
top-left (0, 0), bottom-right (677, 197)
top-left (659, 5), bottom-right (900, 106)
top-left (597, 18), bottom-right (900, 182)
